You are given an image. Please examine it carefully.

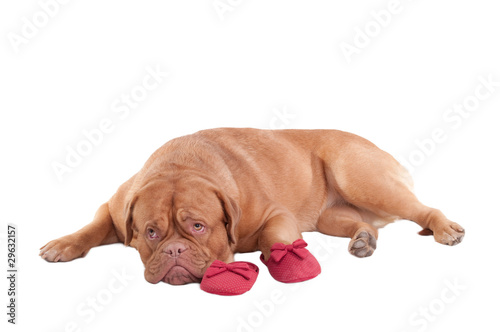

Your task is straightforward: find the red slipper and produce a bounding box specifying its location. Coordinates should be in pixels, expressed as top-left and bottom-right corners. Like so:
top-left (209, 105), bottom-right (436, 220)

top-left (200, 260), bottom-right (259, 296)
top-left (260, 239), bottom-right (321, 283)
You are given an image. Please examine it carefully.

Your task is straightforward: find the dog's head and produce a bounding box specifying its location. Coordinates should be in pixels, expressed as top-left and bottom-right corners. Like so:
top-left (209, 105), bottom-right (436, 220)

top-left (123, 176), bottom-right (240, 285)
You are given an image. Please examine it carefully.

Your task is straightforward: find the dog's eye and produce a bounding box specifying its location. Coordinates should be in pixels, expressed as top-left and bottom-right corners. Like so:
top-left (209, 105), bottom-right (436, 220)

top-left (193, 223), bottom-right (204, 232)
top-left (147, 228), bottom-right (158, 239)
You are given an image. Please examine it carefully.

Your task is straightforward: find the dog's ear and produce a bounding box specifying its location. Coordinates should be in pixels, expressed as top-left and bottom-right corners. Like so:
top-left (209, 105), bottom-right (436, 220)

top-left (216, 190), bottom-right (241, 245)
top-left (123, 194), bottom-right (139, 246)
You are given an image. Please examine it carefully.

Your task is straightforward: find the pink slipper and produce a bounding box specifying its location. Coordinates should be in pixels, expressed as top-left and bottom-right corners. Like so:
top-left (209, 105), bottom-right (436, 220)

top-left (260, 239), bottom-right (321, 283)
top-left (200, 260), bottom-right (259, 296)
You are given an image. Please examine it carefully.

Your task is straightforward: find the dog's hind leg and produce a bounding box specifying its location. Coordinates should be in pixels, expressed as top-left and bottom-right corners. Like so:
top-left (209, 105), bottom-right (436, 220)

top-left (317, 205), bottom-right (379, 258)
top-left (320, 137), bottom-right (465, 246)
top-left (40, 202), bottom-right (119, 262)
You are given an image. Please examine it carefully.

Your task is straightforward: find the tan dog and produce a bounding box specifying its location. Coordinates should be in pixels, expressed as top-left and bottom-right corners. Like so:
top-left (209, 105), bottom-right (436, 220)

top-left (40, 128), bottom-right (465, 285)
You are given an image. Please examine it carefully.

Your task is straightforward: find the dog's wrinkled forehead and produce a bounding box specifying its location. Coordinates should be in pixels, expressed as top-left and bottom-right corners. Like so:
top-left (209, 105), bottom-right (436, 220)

top-left (132, 178), bottom-right (224, 227)
top-left (132, 182), bottom-right (174, 224)
top-left (173, 190), bottom-right (225, 223)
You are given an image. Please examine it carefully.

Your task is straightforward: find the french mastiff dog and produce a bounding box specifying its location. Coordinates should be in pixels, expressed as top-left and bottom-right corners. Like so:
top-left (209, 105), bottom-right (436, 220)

top-left (40, 128), bottom-right (465, 285)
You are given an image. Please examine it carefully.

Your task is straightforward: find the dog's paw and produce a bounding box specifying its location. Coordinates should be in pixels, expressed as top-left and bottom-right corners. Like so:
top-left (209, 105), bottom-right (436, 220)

top-left (431, 221), bottom-right (465, 246)
top-left (348, 230), bottom-right (377, 258)
top-left (40, 235), bottom-right (90, 262)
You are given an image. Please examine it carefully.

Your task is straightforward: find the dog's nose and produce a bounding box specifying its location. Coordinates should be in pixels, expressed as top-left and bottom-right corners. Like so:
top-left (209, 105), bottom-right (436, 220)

top-left (164, 242), bottom-right (188, 258)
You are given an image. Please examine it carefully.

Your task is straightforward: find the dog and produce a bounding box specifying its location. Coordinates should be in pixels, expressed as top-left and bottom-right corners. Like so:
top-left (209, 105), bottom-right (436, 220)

top-left (40, 128), bottom-right (465, 285)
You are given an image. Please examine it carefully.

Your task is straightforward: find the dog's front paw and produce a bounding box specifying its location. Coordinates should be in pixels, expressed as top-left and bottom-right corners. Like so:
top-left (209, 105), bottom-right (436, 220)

top-left (348, 230), bottom-right (377, 258)
top-left (432, 221), bottom-right (465, 246)
top-left (40, 235), bottom-right (90, 262)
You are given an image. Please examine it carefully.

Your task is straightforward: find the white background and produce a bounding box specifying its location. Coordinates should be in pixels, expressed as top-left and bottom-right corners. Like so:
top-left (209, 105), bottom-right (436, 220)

top-left (1, 1), bottom-right (499, 332)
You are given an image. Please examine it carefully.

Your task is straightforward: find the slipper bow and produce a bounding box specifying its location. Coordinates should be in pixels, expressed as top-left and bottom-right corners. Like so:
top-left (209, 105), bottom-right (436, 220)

top-left (200, 260), bottom-right (259, 296)
top-left (261, 239), bottom-right (321, 283)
